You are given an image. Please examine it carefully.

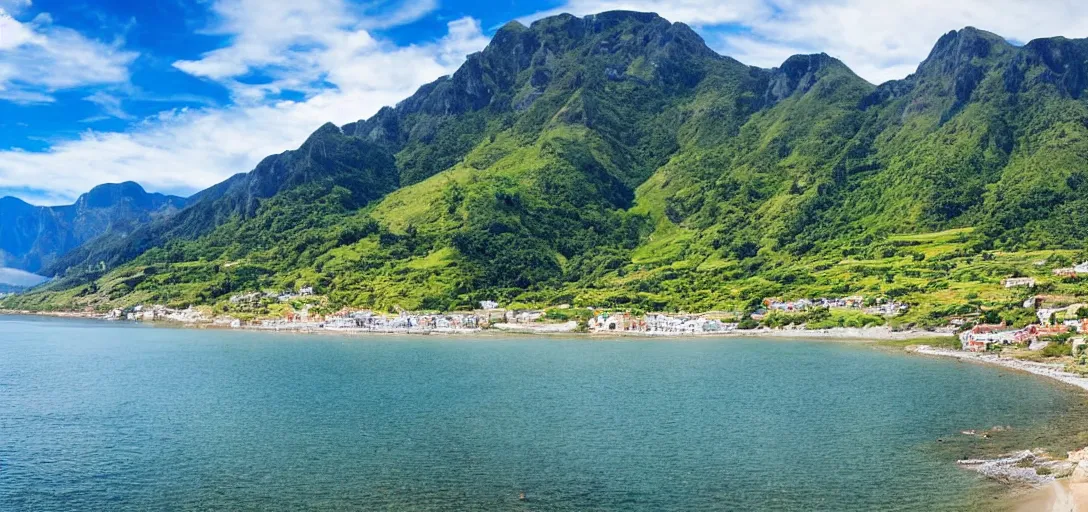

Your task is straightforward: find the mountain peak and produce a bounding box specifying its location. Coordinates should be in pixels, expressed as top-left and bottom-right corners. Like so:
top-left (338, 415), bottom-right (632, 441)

top-left (778, 53), bottom-right (842, 74)
top-left (495, 20), bottom-right (528, 35)
top-left (0, 195), bottom-right (32, 208)
top-left (920, 26), bottom-right (1012, 74)
top-left (80, 182), bottom-right (150, 209)
top-left (1016, 36), bottom-right (1088, 98)
top-left (765, 53), bottom-right (857, 103)
top-left (583, 10), bottom-right (666, 27)
top-left (307, 122), bottom-right (344, 140)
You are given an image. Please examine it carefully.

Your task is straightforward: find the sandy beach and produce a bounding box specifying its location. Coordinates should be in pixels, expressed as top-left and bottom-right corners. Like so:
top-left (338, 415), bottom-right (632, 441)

top-left (1017, 480), bottom-right (1088, 512)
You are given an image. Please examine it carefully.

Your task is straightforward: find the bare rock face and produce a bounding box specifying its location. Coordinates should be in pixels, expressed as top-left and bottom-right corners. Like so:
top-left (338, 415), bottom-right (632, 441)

top-left (764, 53), bottom-right (842, 104)
top-left (1072, 461), bottom-right (1088, 483)
top-left (958, 450), bottom-right (1076, 486)
top-left (1068, 447), bottom-right (1088, 463)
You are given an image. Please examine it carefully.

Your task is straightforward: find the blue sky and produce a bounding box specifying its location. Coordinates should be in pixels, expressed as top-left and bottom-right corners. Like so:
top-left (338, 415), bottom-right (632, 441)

top-left (1, 0), bottom-right (1086, 205)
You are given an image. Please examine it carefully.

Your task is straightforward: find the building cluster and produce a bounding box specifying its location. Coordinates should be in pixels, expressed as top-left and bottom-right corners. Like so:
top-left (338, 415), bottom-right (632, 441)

top-left (957, 296), bottom-right (1088, 352)
top-left (319, 310), bottom-right (484, 332)
top-left (958, 323), bottom-right (1075, 351)
top-left (228, 286), bottom-right (316, 307)
top-left (588, 312), bottom-right (737, 334)
top-left (1053, 262), bottom-right (1088, 279)
top-left (959, 310), bottom-right (1088, 352)
top-left (757, 296), bottom-right (908, 317)
top-left (106, 305), bottom-right (206, 323)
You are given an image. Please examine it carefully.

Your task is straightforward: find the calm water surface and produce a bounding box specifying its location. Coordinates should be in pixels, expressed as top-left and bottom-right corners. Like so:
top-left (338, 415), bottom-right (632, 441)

top-left (2, 315), bottom-right (1087, 511)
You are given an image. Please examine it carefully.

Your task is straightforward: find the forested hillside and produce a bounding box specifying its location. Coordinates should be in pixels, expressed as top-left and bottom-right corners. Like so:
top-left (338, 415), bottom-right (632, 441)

top-left (6, 11), bottom-right (1088, 325)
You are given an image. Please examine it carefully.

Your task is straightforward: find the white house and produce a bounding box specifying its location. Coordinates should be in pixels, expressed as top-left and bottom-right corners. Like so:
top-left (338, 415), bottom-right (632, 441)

top-left (1038, 308), bottom-right (1062, 325)
top-left (1002, 277), bottom-right (1036, 288)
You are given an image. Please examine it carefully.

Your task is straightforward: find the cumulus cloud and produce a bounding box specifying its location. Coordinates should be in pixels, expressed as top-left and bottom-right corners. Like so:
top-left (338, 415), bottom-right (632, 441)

top-left (533, 0), bottom-right (1088, 84)
top-left (82, 91), bottom-right (133, 121)
top-left (0, 8), bottom-right (136, 103)
top-left (0, 0), bottom-right (488, 205)
top-left (173, 0), bottom-right (445, 102)
top-left (0, 0), bottom-right (31, 15)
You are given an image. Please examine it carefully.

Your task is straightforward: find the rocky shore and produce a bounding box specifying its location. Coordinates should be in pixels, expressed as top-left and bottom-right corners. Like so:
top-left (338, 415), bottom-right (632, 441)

top-left (958, 450), bottom-right (1075, 486)
top-left (910, 345), bottom-right (1088, 511)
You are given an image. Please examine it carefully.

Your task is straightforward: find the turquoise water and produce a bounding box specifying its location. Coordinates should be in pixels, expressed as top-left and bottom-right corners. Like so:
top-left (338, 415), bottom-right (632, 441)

top-left (2, 316), bottom-right (1086, 511)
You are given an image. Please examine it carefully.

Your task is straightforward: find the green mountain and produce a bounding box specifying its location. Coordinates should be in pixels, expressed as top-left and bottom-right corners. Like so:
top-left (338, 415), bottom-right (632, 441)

top-left (0, 182), bottom-right (187, 273)
top-left (8, 12), bottom-right (1088, 326)
top-left (45, 124), bottom-right (398, 277)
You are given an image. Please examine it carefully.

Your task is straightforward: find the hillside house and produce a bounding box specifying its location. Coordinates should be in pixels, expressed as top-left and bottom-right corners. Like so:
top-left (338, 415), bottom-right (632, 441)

top-left (1062, 319), bottom-right (1087, 333)
top-left (590, 313), bottom-right (635, 331)
top-left (506, 310), bottom-right (543, 324)
top-left (1002, 277), bottom-right (1036, 288)
top-left (1054, 268), bottom-right (1079, 278)
top-left (1053, 264), bottom-right (1087, 278)
top-left (1037, 308), bottom-right (1063, 325)
top-left (960, 323), bottom-right (1018, 351)
top-left (1030, 324), bottom-right (1072, 338)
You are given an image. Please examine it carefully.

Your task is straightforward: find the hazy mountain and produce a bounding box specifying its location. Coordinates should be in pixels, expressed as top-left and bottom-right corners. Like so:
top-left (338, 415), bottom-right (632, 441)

top-left (0, 267), bottom-right (48, 288)
top-left (0, 182), bottom-right (187, 273)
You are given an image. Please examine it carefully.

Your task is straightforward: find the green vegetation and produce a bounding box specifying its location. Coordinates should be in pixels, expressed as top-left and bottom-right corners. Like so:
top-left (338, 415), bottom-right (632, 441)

top-left (877, 336), bottom-right (962, 350)
top-left (5, 14), bottom-right (1088, 325)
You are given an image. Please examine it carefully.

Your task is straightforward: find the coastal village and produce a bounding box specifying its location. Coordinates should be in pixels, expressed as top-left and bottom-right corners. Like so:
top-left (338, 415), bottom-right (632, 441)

top-left (98, 285), bottom-right (921, 337)
top-left (94, 267), bottom-right (1088, 347)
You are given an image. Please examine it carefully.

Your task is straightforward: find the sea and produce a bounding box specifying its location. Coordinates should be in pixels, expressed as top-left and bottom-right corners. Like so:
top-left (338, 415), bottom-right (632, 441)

top-left (2, 315), bottom-right (1087, 511)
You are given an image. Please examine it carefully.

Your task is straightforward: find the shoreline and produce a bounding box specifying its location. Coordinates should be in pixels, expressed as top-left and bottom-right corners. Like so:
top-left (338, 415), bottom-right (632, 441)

top-left (1016, 479), bottom-right (1088, 512)
top-left (6, 310), bottom-right (1086, 510)
top-left (0, 309), bottom-right (949, 341)
top-left (909, 345), bottom-right (1088, 512)
top-left (908, 345), bottom-right (1088, 393)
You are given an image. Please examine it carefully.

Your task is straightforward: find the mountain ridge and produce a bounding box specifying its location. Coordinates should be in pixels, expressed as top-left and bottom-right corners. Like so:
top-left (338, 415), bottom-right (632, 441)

top-left (6, 11), bottom-right (1088, 326)
top-left (0, 182), bottom-right (188, 273)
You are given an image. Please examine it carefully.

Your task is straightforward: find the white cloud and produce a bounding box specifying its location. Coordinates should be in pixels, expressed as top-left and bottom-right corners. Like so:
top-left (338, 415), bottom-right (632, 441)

top-left (83, 91), bottom-right (133, 121)
top-left (0, 1), bottom-right (488, 205)
top-left (173, 0), bottom-right (444, 102)
top-left (0, 9), bottom-right (136, 103)
top-left (0, 0), bottom-right (30, 15)
top-left (533, 0), bottom-right (1088, 84)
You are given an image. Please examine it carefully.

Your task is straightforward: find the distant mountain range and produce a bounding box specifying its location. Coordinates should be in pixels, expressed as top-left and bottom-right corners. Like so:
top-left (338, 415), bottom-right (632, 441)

top-left (4, 11), bottom-right (1088, 322)
top-left (0, 267), bottom-right (48, 290)
top-left (0, 182), bottom-right (187, 273)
